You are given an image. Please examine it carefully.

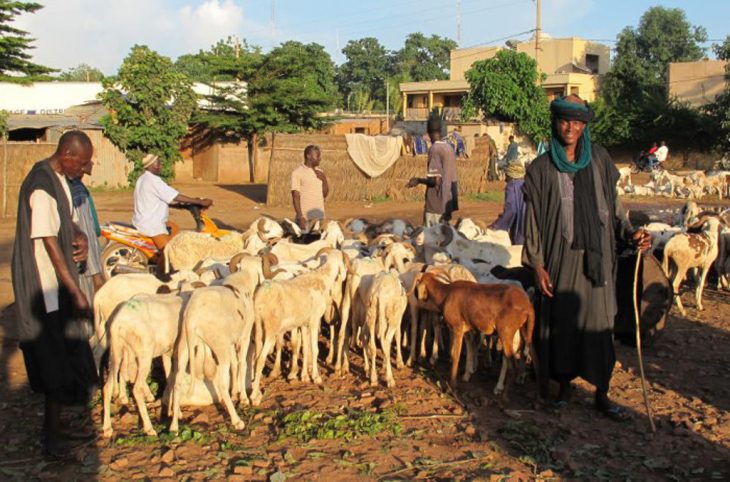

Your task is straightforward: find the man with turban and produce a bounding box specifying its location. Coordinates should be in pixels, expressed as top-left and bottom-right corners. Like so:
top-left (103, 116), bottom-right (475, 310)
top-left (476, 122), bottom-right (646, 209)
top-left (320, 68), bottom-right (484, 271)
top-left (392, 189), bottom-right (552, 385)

top-left (522, 95), bottom-right (651, 420)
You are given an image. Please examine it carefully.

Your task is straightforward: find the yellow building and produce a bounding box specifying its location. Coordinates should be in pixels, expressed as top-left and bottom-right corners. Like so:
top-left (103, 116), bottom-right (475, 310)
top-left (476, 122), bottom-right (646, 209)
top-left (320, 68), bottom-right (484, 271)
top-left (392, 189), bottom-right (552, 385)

top-left (667, 60), bottom-right (728, 108)
top-left (400, 35), bottom-right (610, 120)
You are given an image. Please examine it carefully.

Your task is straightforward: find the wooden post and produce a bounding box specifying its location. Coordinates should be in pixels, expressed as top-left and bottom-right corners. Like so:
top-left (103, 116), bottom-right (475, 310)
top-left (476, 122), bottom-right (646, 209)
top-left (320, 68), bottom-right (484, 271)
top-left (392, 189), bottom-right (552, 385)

top-left (428, 91), bottom-right (434, 112)
top-left (402, 92), bottom-right (408, 118)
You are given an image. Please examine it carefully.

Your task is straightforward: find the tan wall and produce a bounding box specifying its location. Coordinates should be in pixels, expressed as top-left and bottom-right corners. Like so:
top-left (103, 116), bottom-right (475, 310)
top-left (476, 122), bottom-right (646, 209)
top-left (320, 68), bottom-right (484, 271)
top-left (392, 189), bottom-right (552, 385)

top-left (216, 142), bottom-right (248, 182)
top-left (668, 60), bottom-right (728, 107)
top-left (1, 142), bottom-right (55, 216)
top-left (450, 37), bottom-right (610, 80)
top-left (324, 119), bottom-right (386, 136)
top-left (175, 156), bottom-right (194, 181)
top-left (84, 130), bottom-right (131, 188)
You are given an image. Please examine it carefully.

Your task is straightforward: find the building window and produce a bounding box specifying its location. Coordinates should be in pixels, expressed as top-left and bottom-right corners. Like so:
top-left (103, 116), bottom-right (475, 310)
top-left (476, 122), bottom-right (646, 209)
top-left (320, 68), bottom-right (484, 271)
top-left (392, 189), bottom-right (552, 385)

top-left (586, 54), bottom-right (599, 74)
top-left (354, 127), bottom-right (367, 134)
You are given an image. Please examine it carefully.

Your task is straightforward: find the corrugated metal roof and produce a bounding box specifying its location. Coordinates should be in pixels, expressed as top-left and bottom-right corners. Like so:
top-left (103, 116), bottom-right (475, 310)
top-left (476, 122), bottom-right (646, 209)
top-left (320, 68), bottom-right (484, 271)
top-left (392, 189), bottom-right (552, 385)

top-left (8, 102), bottom-right (107, 131)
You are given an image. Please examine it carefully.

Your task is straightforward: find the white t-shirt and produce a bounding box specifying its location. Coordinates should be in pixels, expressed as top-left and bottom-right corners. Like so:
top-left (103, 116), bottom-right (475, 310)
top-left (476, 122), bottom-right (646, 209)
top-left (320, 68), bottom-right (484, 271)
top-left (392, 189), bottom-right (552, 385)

top-left (655, 145), bottom-right (668, 162)
top-left (132, 171), bottom-right (179, 236)
top-left (30, 171), bottom-right (77, 313)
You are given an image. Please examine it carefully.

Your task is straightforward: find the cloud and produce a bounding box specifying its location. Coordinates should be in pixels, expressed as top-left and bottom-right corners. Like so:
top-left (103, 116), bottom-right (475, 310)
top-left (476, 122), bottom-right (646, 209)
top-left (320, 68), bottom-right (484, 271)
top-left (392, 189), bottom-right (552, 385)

top-left (13, 0), bottom-right (271, 74)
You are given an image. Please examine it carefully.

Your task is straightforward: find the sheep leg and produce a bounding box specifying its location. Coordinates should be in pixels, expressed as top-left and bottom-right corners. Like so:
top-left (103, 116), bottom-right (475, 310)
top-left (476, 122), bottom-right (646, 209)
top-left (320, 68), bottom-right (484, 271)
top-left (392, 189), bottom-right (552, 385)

top-left (672, 268), bottom-right (688, 316)
top-left (250, 336), bottom-right (276, 407)
top-left (325, 321), bottom-right (336, 365)
top-left (383, 326), bottom-right (396, 388)
top-left (513, 331), bottom-right (528, 385)
top-left (288, 329), bottom-right (302, 382)
top-left (101, 339), bottom-right (121, 438)
top-left (462, 333), bottom-right (476, 383)
top-left (430, 315), bottom-right (441, 367)
top-left (300, 326), bottom-right (312, 383)
top-left (495, 328), bottom-right (517, 399)
top-left (394, 318), bottom-right (404, 370)
top-left (368, 319), bottom-right (378, 387)
top-left (406, 302), bottom-right (420, 367)
top-left (212, 353), bottom-right (245, 430)
top-left (132, 350), bottom-right (157, 437)
top-left (269, 335), bottom-right (284, 379)
top-left (448, 325), bottom-right (466, 388)
top-left (334, 287), bottom-right (353, 376)
top-left (168, 341), bottom-right (189, 434)
top-left (695, 266), bottom-right (710, 311)
top-left (419, 312), bottom-right (430, 362)
top-left (309, 319), bottom-right (323, 384)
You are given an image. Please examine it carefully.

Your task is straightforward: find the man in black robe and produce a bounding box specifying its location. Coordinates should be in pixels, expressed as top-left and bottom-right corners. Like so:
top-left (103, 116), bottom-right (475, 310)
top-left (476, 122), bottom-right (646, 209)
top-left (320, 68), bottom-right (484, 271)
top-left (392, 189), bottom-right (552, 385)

top-left (12, 130), bottom-right (99, 458)
top-left (522, 95), bottom-right (651, 419)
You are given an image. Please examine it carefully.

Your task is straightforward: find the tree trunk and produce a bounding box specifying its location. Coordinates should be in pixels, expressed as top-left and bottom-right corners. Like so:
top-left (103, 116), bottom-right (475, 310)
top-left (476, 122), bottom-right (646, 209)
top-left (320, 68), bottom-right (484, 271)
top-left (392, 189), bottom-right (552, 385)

top-left (247, 134), bottom-right (256, 184)
top-left (2, 138), bottom-right (7, 217)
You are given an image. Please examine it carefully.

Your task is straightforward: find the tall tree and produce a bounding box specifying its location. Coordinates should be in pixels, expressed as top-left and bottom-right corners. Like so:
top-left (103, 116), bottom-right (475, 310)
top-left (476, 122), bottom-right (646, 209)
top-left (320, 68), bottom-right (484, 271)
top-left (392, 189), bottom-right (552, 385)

top-left (99, 45), bottom-right (196, 183)
top-left (337, 37), bottom-right (391, 109)
top-left (595, 6), bottom-right (708, 148)
top-left (707, 36), bottom-right (730, 155)
top-left (58, 63), bottom-right (104, 82)
top-left (462, 50), bottom-right (550, 142)
top-left (192, 39), bottom-right (338, 181)
top-left (393, 33), bottom-right (457, 82)
top-left (0, 1), bottom-right (54, 79)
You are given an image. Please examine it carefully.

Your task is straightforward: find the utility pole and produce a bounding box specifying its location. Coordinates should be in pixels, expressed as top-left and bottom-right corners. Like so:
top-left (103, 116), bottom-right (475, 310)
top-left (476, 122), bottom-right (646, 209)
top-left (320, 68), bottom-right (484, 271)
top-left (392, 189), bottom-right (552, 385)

top-left (385, 79), bottom-right (390, 133)
top-left (535, 0), bottom-right (541, 71)
top-left (456, 0), bottom-right (461, 46)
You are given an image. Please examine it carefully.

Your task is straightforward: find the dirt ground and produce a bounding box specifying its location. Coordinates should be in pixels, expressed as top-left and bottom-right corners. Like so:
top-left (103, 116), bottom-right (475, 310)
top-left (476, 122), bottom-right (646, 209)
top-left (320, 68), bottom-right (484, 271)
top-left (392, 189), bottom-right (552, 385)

top-left (0, 178), bottom-right (729, 481)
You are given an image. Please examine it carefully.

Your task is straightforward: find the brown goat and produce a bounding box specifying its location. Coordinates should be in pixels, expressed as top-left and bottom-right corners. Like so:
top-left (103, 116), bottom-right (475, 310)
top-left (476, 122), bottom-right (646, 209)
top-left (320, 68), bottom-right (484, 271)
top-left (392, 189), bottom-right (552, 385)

top-left (412, 272), bottom-right (536, 396)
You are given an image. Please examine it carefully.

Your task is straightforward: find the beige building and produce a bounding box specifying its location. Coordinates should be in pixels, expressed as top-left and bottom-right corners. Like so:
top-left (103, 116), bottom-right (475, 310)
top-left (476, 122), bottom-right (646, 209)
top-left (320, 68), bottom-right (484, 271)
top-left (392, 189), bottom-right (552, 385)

top-left (400, 35), bottom-right (610, 120)
top-left (667, 60), bottom-right (728, 107)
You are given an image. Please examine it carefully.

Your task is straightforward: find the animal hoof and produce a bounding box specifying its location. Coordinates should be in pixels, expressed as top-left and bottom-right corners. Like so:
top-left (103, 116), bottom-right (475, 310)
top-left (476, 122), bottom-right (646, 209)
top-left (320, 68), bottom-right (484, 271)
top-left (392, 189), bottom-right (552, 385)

top-left (428, 357), bottom-right (437, 367)
top-left (232, 420), bottom-right (246, 430)
top-left (493, 386), bottom-right (504, 396)
top-left (287, 373), bottom-right (298, 382)
top-left (386, 379), bottom-right (396, 388)
top-left (250, 391), bottom-right (263, 406)
top-left (313, 376), bottom-right (323, 384)
top-left (238, 397), bottom-right (250, 408)
top-left (102, 427), bottom-right (113, 439)
top-left (144, 428), bottom-right (158, 437)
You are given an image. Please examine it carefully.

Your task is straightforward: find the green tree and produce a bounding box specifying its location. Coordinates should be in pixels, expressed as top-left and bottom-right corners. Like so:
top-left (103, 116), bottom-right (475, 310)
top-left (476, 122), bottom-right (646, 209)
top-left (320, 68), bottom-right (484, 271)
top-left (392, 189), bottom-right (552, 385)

top-left (707, 36), bottom-right (730, 154)
top-left (598, 6), bottom-right (708, 147)
top-left (58, 63), bottom-right (104, 82)
top-left (0, 1), bottom-right (54, 79)
top-left (462, 50), bottom-right (550, 142)
top-left (393, 32), bottom-right (457, 82)
top-left (99, 45), bottom-right (196, 183)
top-left (192, 39), bottom-right (338, 181)
top-left (337, 37), bottom-right (391, 109)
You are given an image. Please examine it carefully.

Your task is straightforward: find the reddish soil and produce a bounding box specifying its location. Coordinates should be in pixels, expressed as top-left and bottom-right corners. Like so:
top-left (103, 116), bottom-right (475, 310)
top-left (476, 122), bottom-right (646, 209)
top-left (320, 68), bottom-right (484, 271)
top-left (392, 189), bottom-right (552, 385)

top-left (0, 180), bottom-right (728, 481)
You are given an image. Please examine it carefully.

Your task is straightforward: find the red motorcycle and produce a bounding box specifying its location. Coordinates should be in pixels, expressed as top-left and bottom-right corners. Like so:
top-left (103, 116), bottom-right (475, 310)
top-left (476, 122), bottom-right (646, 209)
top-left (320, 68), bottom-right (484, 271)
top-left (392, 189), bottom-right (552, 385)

top-left (99, 204), bottom-right (228, 279)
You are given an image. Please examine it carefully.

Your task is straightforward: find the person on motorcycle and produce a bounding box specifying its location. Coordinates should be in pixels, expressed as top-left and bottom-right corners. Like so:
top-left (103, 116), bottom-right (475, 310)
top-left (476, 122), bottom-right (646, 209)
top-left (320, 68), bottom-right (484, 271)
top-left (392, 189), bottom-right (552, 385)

top-left (132, 154), bottom-right (213, 255)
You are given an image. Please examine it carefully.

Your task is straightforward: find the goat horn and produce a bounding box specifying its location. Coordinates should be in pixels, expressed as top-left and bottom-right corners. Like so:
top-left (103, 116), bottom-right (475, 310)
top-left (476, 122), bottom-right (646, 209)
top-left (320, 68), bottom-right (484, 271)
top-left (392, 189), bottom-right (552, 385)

top-left (190, 281), bottom-right (207, 289)
top-left (261, 253), bottom-right (274, 280)
top-left (404, 242), bottom-right (418, 255)
top-left (269, 268), bottom-right (286, 279)
top-left (228, 252), bottom-right (247, 274)
top-left (257, 218), bottom-right (268, 234)
top-left (406, 272), bottom-right (423, 296)
top-left (266, 252), bottom-right (279, 266)
top-left (314, 247), bottom-right (333, 260)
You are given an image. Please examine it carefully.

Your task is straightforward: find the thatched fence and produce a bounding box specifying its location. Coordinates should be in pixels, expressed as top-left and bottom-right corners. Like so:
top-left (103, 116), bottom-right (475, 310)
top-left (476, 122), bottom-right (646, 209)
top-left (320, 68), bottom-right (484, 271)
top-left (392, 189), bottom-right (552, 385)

top-left (266, 134), bottom-right (496, 206)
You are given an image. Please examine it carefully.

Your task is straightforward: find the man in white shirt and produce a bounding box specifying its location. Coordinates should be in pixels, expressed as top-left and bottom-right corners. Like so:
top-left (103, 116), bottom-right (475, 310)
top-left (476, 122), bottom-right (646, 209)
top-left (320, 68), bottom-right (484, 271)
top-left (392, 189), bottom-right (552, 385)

top-left (132, 154), bottom-right (212, 254)
top-left (654, 141), bottom-right (669, 165)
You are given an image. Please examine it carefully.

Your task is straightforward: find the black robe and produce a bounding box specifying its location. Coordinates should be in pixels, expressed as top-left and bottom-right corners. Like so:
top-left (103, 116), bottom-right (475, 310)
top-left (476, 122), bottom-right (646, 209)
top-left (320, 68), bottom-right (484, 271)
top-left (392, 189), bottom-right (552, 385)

top-left (522, 145), bottom-right (629, 395)
top-left (12, 160), bottom-right (98, 403)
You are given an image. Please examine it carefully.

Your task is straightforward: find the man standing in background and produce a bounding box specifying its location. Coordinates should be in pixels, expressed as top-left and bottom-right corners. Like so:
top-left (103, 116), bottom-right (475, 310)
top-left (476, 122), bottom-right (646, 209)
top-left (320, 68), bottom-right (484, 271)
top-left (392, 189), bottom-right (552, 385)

top-left (407, 117), bottom-right (459, 226)
top-left (291, 145), bottom-right (329, 231)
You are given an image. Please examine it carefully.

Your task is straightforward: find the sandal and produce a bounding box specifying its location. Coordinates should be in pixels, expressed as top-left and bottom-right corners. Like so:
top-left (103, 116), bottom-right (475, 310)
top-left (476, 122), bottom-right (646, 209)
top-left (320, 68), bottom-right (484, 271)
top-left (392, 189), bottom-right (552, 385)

top-left (595, 400), bottom-right (631, 422)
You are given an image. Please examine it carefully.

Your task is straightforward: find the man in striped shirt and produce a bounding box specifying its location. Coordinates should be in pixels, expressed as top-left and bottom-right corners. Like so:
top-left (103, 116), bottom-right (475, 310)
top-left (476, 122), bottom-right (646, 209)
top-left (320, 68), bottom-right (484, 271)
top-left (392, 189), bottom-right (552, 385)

top-left (291, 145), bottom-right (329, 231)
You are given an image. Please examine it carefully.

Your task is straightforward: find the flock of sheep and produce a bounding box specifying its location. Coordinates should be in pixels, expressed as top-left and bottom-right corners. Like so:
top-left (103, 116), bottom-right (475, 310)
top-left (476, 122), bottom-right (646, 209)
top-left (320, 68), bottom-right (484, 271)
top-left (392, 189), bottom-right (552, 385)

top-left (618, 168), bottom-right (730, 200)
top-left (93, 195), bottom-right (729, 439)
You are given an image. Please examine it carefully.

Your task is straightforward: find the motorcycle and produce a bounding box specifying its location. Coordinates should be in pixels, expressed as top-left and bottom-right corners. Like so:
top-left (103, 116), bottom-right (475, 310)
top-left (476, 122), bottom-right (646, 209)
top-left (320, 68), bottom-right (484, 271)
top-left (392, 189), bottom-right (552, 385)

top-left (630, 153), bottom-right (664, 174)
top-left (99, 204), bottom-right (228, 279)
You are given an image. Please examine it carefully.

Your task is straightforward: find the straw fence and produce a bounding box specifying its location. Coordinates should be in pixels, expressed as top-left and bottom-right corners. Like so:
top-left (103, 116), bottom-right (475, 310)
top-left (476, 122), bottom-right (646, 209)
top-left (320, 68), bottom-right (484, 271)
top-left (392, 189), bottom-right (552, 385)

top-left (266, 134), bottom-right (496, 206)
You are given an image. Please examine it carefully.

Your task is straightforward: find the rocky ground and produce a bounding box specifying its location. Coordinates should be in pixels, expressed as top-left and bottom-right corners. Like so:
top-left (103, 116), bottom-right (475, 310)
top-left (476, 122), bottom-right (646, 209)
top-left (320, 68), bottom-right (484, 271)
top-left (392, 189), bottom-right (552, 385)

top-left (0, 180), bottom-right (728, 481)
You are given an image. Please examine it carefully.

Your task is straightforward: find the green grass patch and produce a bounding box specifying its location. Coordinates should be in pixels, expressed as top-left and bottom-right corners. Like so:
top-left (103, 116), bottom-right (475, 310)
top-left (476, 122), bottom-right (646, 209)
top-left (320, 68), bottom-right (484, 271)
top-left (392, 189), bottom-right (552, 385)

top-left (369, 194), bottom-right (390, 204)
top-left (466, 191), bottom-right (505, 202)
top-left (278, 408), bottom-right (403, 443)
top-left (113, 424), bottom-right (212, 447)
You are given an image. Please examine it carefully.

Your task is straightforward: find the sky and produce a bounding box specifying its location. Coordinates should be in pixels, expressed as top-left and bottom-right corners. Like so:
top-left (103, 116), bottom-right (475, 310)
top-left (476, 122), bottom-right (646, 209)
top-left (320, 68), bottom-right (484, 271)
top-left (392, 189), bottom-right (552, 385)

top-left (12, 0), bottom-right (730, 75)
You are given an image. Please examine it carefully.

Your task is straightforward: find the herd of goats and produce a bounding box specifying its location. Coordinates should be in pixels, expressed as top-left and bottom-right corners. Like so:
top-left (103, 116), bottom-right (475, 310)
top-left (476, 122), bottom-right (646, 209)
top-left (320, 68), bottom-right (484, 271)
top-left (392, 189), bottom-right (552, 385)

top-left (93, 195), bottom-right (730, 439)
